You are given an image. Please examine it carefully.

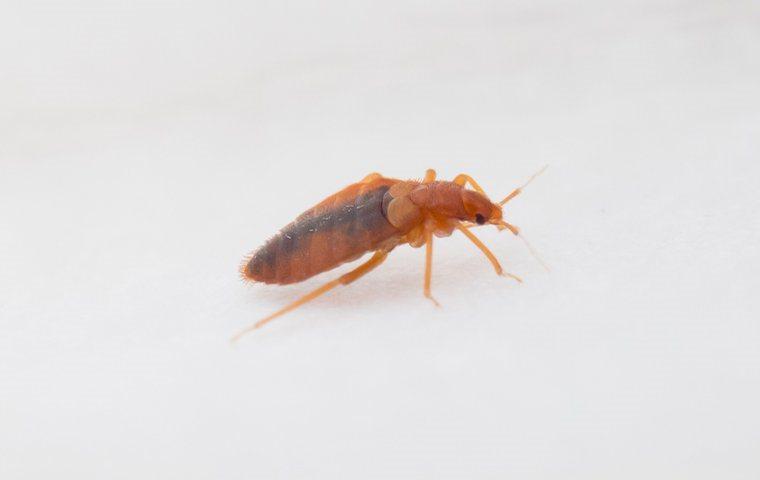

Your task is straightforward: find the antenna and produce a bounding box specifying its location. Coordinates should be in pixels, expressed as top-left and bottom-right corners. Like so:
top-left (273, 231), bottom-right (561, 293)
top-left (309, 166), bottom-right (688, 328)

top-left (497, 221), bottom-right (550, 272)
top-left (499, 164), bottom-right (548, 206)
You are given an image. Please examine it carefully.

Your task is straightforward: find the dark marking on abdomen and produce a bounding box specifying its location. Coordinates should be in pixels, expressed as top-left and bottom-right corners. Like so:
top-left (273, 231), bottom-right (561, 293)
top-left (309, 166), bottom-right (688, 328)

top-left (244, 185), bottom-right (398, 284)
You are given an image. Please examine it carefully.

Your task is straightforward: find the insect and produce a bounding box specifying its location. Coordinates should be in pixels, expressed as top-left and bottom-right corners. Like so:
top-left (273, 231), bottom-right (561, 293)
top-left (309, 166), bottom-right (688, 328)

top-left (233, 167), bottom-right (547, 341)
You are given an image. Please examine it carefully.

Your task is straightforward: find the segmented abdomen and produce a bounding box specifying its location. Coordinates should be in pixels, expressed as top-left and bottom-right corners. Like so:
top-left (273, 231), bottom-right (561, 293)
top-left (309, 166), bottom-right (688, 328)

top-left (242, 179), bottom-right (401, 285)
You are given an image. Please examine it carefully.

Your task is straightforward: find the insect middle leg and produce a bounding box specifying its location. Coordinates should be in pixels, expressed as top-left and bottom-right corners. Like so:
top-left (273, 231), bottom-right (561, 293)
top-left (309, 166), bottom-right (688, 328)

top-left (232, 250), bottom-right (389, 341)
top-left (423, 228), bottom-right (440, 306)
top-left (455, 224), bottom-right (522, 283)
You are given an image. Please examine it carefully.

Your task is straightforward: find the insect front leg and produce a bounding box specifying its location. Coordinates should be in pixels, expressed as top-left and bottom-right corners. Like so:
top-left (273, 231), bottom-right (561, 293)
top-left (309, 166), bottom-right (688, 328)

top-left (360, 172), bottom-right (383, 183)
top-left (455, 224), bottom-right (522, 283)
top-left (453, 173), bottom-right (487, 195)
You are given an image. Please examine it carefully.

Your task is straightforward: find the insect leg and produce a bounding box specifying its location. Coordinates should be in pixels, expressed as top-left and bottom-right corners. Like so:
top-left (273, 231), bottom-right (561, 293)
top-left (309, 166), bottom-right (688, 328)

top-left (423, 169), bottom-right (436, 183)
top-left (452, 173), bottom-right (487, 195)
top-left (231, 250), bottom-right (389, 341)
top-left (360, 172), bottom-right (383, 183)
top-left (455, 224), bottom-right (522, 283)
top-left (423, 228), bottom-right (440, 306)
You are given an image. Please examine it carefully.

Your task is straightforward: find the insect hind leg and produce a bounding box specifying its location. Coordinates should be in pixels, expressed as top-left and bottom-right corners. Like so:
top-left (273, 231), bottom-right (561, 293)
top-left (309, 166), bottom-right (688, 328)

top-left (232, 250), bottom-right (389, 342)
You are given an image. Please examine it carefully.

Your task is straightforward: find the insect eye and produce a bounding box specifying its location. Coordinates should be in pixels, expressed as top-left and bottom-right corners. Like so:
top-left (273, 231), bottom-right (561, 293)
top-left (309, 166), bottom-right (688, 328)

top-left (475, 213), bottom-right (486, 225)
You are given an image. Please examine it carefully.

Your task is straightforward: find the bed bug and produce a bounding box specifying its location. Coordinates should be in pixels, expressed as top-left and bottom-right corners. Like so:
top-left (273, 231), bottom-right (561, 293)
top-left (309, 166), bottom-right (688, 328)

top-left (232, 167), bottom-right (548, 341)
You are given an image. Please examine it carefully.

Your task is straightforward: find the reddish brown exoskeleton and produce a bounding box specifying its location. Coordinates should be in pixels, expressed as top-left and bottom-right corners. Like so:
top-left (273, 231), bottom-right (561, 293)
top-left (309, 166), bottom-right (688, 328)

top-left (233, 167), bottom-right (547, 341)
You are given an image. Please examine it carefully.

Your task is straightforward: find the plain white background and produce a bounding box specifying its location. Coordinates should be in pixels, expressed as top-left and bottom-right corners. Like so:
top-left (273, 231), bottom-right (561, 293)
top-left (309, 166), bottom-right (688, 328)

top-left (2, 1), bottom-right (759, 478)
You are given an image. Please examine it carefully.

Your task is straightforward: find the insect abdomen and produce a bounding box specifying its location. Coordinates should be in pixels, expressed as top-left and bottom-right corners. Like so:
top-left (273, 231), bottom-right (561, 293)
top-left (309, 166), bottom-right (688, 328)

top-left (243, 182), bottom-right (400, 285)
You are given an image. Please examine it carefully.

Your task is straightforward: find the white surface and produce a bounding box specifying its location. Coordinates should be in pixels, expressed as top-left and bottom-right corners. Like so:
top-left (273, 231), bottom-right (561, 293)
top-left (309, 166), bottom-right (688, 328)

top-left (2, 1), bottom-right (760, 478)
